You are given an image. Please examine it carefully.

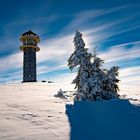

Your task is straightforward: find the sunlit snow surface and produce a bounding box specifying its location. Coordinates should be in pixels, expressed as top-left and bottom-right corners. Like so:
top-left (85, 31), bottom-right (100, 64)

top-left (0, 83), bottom-right (139, 140)
top-left (0, 83), bottom-right (74, 140)
top-left (119, 84), bottom-right (140, 105)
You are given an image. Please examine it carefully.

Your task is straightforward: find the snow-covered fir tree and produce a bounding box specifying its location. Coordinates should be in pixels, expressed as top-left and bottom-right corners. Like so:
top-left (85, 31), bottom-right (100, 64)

top-left (105, 66), bottom-right (120, 99)
top-left (86, 47), bottom-right (106, 101)
top-left (87, 48), bottom-right (119, 101)
top-left (68, 31), bottom-right (120, 101)
top-left (68, 30), bottom-right (92, 101)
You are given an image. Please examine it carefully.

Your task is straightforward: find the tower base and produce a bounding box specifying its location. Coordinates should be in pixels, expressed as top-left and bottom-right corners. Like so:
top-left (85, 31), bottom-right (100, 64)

top-left (22, 80), bottom-right (37, 83)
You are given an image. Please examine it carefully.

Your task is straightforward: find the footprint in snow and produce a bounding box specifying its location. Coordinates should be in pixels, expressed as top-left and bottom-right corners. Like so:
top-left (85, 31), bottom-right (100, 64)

top-left (47, 115), bottom-right (52, 117)
top-left (31, 120), bottom-right (44, 126)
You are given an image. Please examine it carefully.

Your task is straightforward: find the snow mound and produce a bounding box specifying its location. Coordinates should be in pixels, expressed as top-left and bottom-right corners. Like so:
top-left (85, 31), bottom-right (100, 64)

top-left (55, 89), bottom-right (67, 99)
top-left (55, 89), bottom-right (75, 100)
top-left (66, 99), bottom-right (140, 140)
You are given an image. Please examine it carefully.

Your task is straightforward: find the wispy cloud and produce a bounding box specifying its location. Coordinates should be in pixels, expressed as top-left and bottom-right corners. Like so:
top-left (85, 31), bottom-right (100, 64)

top-left (120, 66), bottom-right (140, 78)
top-left (0, 52), bottom-right (22, 72)
top-left (37, 64), bottom-right (67, 75)
top-left (99, 41), bottom-right (140, 63)
top-left (37, 34), bottom-right (73, 63)
top-left (63, 5), bottom-right (129, 32)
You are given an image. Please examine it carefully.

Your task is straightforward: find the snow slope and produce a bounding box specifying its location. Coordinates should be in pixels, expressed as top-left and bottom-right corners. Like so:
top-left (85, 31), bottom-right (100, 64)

top-left (0, 83), bottom-right (140, 140)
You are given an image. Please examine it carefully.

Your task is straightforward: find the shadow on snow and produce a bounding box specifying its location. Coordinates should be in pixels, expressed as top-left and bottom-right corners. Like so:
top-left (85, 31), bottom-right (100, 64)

top-left (66, 100), bottom-right (140, 140)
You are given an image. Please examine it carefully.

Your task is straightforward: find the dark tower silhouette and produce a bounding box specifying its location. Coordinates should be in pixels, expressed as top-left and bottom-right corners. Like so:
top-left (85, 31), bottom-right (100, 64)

top-left (20, 30), bottom-right (40, 82)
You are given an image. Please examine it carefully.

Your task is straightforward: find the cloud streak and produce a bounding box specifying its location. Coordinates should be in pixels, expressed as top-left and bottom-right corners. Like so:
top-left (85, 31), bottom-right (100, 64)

top-left (99, 41), bottom-right (140, 63)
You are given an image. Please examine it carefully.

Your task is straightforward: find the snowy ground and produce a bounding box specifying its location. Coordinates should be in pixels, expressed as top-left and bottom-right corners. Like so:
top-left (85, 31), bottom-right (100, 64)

top-left (119, 84), bottom-right (140, 104)
top-left (0, 83), bottom-right (74, 140)
top-left (0, 83), bottom-right (140, 140)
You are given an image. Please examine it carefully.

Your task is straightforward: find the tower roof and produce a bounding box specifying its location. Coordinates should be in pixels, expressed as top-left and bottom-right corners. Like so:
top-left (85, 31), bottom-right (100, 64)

top-left (22, 30), bottom-right (39, 38)
top-left (20, 30), bottom-right (40, 43)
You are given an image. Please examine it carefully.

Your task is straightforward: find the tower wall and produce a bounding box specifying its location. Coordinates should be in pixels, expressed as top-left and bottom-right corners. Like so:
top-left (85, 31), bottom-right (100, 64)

top-left (23, 47), bottom-right (36, 82)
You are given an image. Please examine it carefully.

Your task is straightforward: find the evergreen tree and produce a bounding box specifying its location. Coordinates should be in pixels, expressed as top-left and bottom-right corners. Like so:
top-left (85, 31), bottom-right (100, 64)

top-left (86, 47), bottom-right (106, 101)
top-left (68, 30), bottom-right (92, 101)
top-left (105, 66), bottom-right (120, 99)
top-left (87, 48), bottom-right (119, 101)
top-left (68, 31), bottom-right (120, 101)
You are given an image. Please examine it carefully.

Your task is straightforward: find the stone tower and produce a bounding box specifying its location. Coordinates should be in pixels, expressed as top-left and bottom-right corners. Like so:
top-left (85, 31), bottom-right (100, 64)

top-left (20, 30), bottom-right (40, 82)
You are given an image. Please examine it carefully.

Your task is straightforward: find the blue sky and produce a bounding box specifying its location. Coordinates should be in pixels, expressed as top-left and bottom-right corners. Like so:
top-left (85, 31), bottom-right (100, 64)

top-left (0, 0), bottom-right (140, 85)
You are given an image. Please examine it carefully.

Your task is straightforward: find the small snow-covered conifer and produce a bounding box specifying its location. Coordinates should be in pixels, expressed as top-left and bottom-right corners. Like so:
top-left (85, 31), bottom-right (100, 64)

top-left (105, 66), bottom-right (120, 99)
top-left (87, 47), bottom-right (106, 101)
